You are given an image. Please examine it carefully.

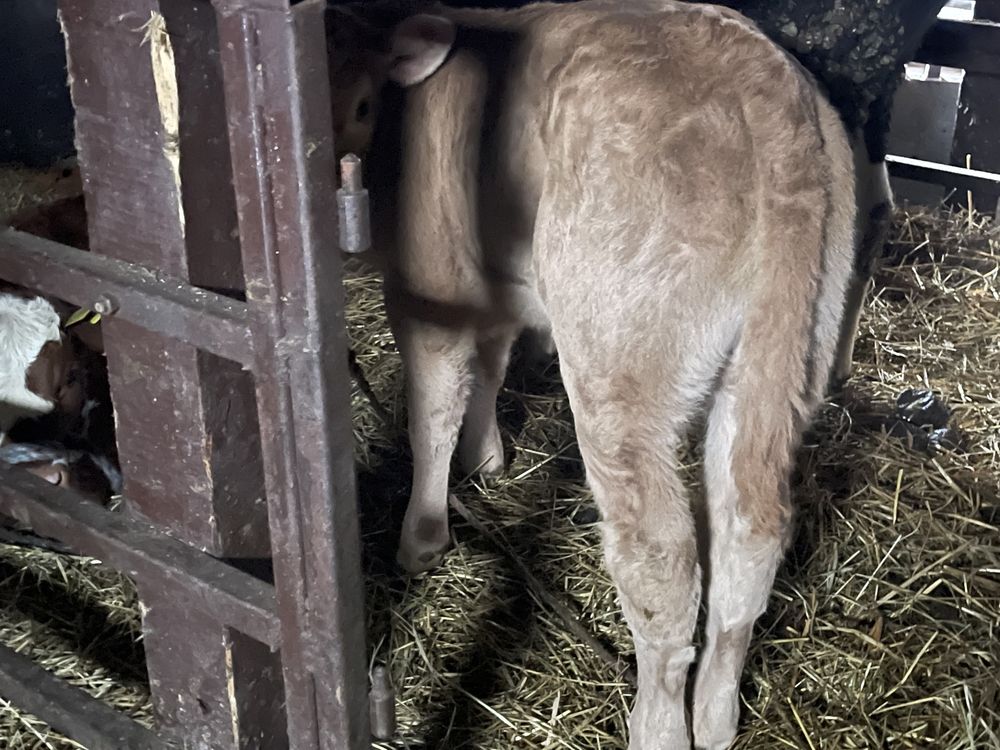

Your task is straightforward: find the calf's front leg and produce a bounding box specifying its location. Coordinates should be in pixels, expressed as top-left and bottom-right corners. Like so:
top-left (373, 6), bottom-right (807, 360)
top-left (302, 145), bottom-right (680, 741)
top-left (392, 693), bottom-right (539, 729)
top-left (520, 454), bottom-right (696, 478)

top-left (396, 321), bottom-right (476, 574)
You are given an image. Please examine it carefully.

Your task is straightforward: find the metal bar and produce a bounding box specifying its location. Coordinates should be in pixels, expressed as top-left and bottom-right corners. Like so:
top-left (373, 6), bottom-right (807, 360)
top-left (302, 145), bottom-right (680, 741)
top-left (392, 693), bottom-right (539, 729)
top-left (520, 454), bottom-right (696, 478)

top-left (0, 465), bottom-right (281, 649)
top-left (915, 18), bottom-right (1000, 76)
top-left (886, 154), bottom-right (1000, 190)
top-left (213, 0), bottom-right (369, 748)
top-left (0, 642), bottom-right (172, 750)
top-left (0, 228), bottom-right (256, 367)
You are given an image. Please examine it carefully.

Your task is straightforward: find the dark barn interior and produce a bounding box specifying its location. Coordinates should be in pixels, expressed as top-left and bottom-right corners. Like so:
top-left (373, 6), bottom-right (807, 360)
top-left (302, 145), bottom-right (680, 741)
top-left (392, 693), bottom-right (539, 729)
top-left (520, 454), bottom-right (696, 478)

top-left (1, 0), bottom-right (999, 749)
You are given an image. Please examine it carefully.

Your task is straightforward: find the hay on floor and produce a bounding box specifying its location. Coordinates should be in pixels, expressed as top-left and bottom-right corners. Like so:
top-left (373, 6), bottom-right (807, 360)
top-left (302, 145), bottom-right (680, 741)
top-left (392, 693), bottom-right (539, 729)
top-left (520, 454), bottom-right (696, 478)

top-left (1, 190), bottom-right (998, 748)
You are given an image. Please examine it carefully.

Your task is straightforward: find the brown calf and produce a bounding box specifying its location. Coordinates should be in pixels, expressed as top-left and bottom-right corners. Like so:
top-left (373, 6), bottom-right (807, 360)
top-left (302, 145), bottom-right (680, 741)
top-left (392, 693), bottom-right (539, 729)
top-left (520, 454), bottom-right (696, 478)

top-left (326, 2), bottom-right (856, 747)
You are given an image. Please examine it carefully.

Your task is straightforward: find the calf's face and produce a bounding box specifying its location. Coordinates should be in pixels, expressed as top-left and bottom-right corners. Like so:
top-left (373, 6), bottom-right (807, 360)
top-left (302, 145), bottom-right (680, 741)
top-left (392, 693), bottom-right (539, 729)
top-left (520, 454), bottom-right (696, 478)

top-left (325, 9), bottom-right (456, 155)
top-left (25, 334), bottom-right (85, 419)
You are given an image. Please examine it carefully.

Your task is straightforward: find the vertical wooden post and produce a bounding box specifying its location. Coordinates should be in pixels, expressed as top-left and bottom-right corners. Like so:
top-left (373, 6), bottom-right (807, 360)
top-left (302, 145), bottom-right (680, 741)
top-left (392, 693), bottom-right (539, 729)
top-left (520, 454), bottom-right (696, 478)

top-left (213, 0), bottom-right (370, 747)
top-left (59, 1), bottom-right (285, 746)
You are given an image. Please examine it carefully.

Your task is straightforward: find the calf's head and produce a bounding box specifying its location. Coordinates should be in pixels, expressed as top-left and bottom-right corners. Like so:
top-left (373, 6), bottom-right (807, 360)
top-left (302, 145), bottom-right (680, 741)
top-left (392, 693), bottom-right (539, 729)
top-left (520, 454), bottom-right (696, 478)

top-left (325, 3), bottom-right (455, 155)
top-left (0, 293), bottom-right (67, 437)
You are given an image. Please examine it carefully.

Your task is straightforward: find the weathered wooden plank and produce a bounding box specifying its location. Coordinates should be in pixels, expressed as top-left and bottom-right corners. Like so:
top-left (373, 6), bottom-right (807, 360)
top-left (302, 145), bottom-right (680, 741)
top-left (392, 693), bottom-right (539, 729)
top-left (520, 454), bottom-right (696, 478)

top-left (61, 0), bottom-right (222, 550)
top-left (140, 588), bottom-right (289, 750)
top-left (160, 0), bottom-right (245, 292)
top-left (55, 1), bottom-right (284, 743)
top-left (0, 643), bottom-right (171, 750)
top-left (214, 0), bottom-right (370, 747)
top-left (0, 464), bottom-right (280, 648)
top-left (0, 228), bottom-right (255, 366)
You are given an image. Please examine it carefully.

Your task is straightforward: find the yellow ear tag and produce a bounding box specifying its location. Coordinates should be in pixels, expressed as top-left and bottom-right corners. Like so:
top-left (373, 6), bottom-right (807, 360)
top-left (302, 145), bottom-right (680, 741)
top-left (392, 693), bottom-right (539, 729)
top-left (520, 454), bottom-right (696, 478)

top-left (64, 307), bottom-right (92, 328)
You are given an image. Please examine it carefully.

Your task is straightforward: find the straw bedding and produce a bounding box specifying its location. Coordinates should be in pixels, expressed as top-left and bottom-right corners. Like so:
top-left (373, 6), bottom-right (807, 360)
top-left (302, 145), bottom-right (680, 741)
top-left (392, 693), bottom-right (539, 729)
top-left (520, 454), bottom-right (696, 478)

top-left (1, 166), bottom-right (998, 748)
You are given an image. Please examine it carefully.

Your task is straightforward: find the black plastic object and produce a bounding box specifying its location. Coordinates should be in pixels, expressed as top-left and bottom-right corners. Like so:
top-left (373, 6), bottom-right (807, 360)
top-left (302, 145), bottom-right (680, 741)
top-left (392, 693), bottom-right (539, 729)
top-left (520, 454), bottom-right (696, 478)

top-left (928, 426), bottom-right (966, 453)
top-left (0, 0), bottom-right (76, 167)
top-left (893, 388), bottom-right (951, 429)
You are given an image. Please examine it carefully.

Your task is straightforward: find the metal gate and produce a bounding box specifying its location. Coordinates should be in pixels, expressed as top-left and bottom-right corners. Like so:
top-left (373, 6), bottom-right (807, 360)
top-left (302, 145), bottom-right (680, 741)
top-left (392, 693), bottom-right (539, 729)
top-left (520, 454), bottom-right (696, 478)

top-left (0, 0), bottom-right (369, 747)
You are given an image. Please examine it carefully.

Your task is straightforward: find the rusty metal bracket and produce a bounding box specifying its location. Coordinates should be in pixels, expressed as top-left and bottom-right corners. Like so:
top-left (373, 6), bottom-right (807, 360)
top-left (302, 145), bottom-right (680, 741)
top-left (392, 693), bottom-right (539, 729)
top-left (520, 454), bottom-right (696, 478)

top-left (337, 153), bottom-right (371, 254)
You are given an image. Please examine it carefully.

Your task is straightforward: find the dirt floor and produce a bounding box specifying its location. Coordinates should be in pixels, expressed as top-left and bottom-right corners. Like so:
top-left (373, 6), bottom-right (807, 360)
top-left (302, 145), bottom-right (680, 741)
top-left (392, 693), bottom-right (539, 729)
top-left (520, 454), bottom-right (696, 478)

top-left (1, 167), bottom-right (998, 748)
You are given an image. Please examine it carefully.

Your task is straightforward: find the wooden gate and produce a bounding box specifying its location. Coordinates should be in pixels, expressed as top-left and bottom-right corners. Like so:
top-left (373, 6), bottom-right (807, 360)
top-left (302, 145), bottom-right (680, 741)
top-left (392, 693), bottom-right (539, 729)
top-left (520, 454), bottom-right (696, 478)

top-left (0, 0), bottom-right (369, 748)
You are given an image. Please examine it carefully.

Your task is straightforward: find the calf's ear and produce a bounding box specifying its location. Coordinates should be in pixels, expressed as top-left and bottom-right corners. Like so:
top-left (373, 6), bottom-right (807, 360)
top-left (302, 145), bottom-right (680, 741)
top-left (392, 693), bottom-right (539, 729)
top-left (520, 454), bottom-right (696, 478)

top-left (388, 14), bottom-right (455, 86)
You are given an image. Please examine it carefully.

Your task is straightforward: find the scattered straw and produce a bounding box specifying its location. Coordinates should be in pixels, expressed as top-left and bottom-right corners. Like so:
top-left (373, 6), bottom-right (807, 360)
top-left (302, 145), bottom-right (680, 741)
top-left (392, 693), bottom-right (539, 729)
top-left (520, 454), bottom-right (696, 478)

top-left (356, 203), bottom-right (1000, 750)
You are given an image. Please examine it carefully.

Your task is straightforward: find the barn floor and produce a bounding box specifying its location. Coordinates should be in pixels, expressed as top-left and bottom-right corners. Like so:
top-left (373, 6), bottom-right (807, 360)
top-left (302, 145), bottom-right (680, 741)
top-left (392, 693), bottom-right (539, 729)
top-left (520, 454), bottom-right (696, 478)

top-left (1, 165), bottom-right (999, 748)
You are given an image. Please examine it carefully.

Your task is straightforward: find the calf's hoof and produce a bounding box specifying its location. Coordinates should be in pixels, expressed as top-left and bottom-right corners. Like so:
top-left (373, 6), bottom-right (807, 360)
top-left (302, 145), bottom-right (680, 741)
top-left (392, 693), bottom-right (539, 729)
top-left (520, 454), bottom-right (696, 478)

top-left (692, 689), bottom-right (739, 750)
top-left (628, 688), bottom-right (691, 749)
top-left (694, 734), bottom-right (737, 750)
top-left (397, 515), bottom-right (451, 575)
top-left (627, 721), bottom-right (690, 750)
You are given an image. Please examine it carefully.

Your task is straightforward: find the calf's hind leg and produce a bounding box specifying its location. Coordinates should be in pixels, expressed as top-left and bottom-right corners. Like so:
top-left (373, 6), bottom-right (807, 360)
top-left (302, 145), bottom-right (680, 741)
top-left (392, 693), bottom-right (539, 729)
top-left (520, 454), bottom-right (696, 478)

top-left (692, 371), bottom-right (798, 750)
top-left (458, 328), bottom-right (518, 479)
top-left (566, 380), bottom-right (701, 749)
top-left (833, 149), bottom-right (892, 382)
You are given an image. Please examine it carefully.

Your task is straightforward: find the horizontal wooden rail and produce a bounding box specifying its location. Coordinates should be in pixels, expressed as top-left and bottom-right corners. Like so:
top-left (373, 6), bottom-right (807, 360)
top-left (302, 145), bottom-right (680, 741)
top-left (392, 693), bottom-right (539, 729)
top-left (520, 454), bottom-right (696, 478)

top-left (0, 643), bottom-right (173, 750)
top-left (0, 466), bottom-right (281, 648)
top-left (0, 229), bottom-right (256, 367)
top-left (915, 17), bottom-right (1000, 76)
